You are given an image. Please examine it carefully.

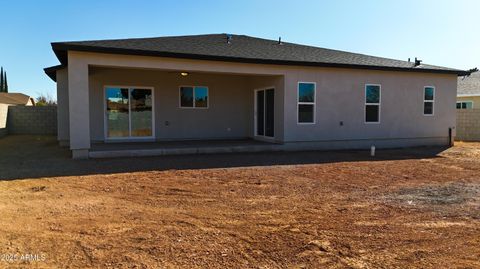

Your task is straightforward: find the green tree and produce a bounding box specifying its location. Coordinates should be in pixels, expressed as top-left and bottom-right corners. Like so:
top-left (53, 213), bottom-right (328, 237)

top-left (0, 67), bottom-right (4, 92)
top-left (35, 92), bottom-right (57, 106)
top-left (4, 71), bottom-right (7, 93)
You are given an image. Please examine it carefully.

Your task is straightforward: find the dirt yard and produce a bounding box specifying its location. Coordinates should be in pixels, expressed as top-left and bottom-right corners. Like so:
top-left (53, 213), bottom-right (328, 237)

top-left (0, 136), bottom-right (479, 268)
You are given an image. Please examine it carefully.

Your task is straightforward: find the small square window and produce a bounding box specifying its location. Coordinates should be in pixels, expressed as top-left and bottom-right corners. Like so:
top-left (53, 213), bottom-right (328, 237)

top-left (180, 86), bottom-right (209, 108)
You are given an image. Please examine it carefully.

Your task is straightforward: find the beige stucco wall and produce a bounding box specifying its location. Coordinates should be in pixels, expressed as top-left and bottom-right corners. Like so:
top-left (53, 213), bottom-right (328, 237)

top-left (0, 103), bottom-right (8, 137)
top-left (89, 68), bottom-right (281, 142)
top-left (64, 51), bottom-right (458, 153)
top-left (0, 104), bottom-right (7, 128)
top-left (284, 68), bottom-right (457, 142)
top-left (56, 68), bottom-right (69, 144)
top-left (67, 51), bottom-right (290, 151)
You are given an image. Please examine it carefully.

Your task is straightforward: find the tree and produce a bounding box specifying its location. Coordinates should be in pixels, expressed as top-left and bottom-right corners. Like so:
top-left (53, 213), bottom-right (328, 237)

top-left (0, 67), bottom-right (8, 92)
top-left (0, 67), bottom-right (3, 92)
top-left (4, 71), bottom-right (7, 93)
top-left (35, 92), bottom-right (57, 106)
top-left (0, 67), bottom-right (7, 93)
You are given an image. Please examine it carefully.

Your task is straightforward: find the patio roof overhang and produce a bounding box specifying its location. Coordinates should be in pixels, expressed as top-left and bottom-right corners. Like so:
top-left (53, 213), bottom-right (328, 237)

top-left (44, 64), bottom-right (65, 82)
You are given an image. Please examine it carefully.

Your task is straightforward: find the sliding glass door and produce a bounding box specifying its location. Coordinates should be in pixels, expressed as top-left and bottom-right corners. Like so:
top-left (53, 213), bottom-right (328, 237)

top-left (105, 87), bottom-right (153, 139)
top-left (255, 88), bottom-right (274, 138)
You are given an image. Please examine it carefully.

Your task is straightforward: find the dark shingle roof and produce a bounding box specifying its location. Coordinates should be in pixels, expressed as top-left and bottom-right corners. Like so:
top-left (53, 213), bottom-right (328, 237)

top-left (46, 34), bottom-right (470, 80)
top-left (458, 71), bottom-right (480, 96)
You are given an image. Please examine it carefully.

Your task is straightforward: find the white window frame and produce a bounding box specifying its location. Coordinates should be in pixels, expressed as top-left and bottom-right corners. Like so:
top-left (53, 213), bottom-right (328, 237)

top-left (364, 84), bottom-right (381, 124)
top-left (297, 81), bottom-right (316, 124)
top-left (423, 86), bottom-right (435, 116)
top-left (253, 87), bottom-right (276, 140)
top-left (456, 101), bottom-right (474, 109)
top-left (179, 86), bottom-right (209, 109)
top-left (103, 85), bottom-right (155, 141)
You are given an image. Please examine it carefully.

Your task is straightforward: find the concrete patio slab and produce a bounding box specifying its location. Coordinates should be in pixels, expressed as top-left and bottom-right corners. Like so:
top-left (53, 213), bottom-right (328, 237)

top-left (89, 139), bottom-right (281, 158)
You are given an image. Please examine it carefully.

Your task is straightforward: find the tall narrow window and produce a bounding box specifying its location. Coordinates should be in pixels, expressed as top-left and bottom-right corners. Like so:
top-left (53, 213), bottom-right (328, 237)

top-left (255, 88), bottom-right (275, 137)
top-left (424, 86), bottom-right (435, 115)
top-left (365, 84), bottom-right (380, 123)
top-left (106, 88), bottom-right (129, 137)
top-left (180, 86), bottom-right (209, 108)
top-left (298, 82), bottom-right (315, 123)
top-left (131, 89), bottom-right (153, 137)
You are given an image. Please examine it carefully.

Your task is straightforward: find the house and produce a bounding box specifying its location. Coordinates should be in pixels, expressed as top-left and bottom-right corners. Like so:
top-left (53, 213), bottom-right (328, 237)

top-left (44, 34), bottom-right (470, 159)
top-left (457, 71), bottom-right (480, 109)
top-left (0, 92), bottom-right (35, 138)
top-left (456, 70), bottom-right (480, 141)
top-left (0, 93), bottom-right (35, 106)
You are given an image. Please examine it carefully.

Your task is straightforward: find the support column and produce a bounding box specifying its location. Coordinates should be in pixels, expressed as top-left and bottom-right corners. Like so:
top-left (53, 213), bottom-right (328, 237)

top-left (276, 75), bottom-right (286, 143)
top-left (68, 54), bottom-right (90, 159)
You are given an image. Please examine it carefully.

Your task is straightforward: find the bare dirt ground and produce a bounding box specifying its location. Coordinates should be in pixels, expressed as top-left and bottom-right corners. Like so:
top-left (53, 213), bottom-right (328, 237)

top-left (0, 135), bottom-right (479, 268)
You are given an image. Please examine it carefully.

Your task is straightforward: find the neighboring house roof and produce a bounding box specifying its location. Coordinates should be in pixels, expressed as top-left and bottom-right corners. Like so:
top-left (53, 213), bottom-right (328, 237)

top-left (458, 71), bottom-right (480, 96)
top-left (44, 34), bottom-right (470, 81)
top-left (0, 93), bottom-right (34, 106)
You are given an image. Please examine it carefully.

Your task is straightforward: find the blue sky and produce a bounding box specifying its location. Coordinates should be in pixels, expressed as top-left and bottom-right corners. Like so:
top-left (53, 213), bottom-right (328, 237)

top-left (1, 0), bottom-right (478, 99)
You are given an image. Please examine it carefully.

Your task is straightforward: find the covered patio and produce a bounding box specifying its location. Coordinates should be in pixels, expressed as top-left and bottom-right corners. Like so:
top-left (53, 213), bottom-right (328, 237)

top-left (54, 51), bottom-right (286, 158)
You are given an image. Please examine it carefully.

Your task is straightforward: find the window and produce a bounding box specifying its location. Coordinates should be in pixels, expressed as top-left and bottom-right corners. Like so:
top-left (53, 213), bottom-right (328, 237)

top-left (456, 101), bottom-right (473, 109)
top-left (297, 82), bottom-right (315, 123)
top-left (423, 86), bottom-right (435, 115)
top-left (180, 86), bottom-right (209, 108)
top-left (365, 84), bottom-right (380, 123)
top-left (105, 86), bottom-right (154, 139)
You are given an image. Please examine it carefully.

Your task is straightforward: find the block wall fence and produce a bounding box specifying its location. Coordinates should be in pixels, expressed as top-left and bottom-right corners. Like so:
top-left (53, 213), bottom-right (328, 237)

top-left (5, 106), bottom-right (57, 135)
top-left (456, 109), bottom-right (480, 141)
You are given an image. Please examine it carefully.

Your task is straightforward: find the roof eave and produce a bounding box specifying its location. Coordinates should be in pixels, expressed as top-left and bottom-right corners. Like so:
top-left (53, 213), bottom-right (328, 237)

top-left (51, 42), bottom-right (69, 65)
top-left (44, 64), bottom-right (65, 82)
top-left (50, 43), bottom-right (471, 77)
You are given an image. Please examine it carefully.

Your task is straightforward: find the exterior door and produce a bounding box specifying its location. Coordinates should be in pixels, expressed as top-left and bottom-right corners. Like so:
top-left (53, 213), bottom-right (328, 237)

top-left (105, 87), bottom-right (154, 140)
top-left (255, 88), bottom-right (274, 138)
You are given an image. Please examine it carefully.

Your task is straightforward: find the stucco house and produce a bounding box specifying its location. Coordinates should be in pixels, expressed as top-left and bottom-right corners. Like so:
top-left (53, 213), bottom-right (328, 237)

top-left (0, 92), bottom-right (35, 138)
top-left (44, 34), bottom-right (470, 159)
top-left (457, 71), bottom-right (479, 109)
top-left (0, 93), bottom-right (35, 106)
top-left (456, 70), bottom-right (480, 141)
